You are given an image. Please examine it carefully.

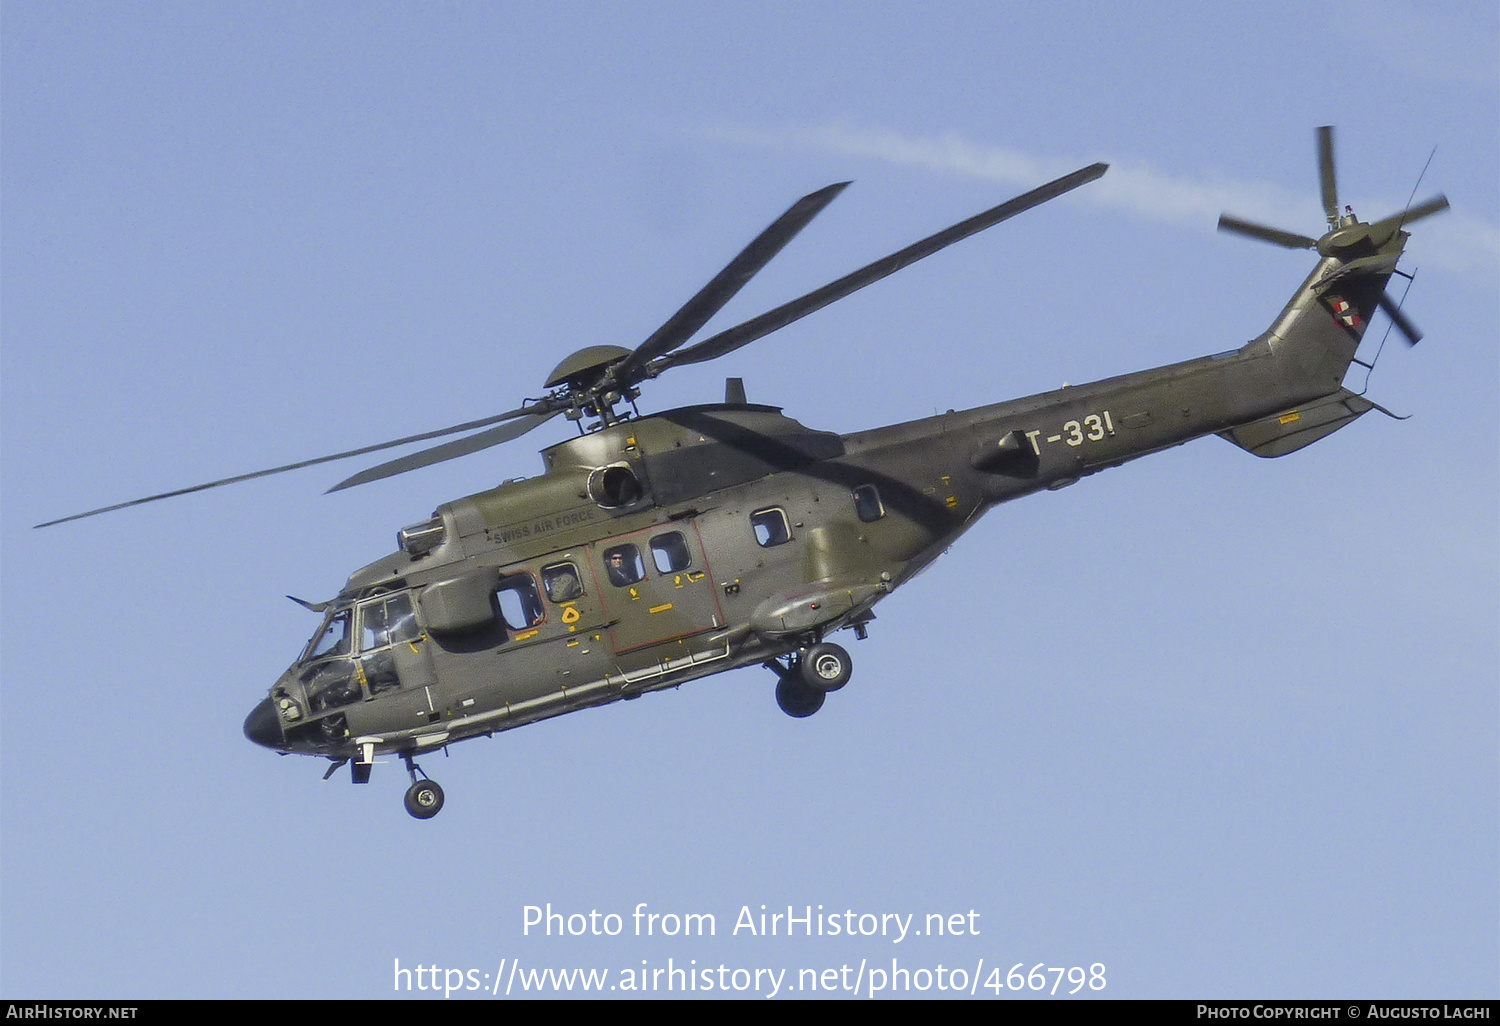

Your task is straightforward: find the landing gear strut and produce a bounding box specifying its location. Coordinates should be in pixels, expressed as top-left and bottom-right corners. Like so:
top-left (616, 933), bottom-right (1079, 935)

top-left (767, 640), bottom-right (853, 718)
top-left (402, 754), bottom-right (444, 820)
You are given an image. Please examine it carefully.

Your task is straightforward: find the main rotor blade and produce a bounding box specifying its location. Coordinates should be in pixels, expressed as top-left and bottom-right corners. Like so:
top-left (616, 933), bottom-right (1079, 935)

top-left (1368, 194), bottom-right (1450, 241)
top-left (655, 162), bottom-right (1108, 371)
top-left (612, 182), bottom-right (850, 386)
top-left (1376, 289), bottom-right (1423, 345)
top-left (1318, 125), bottom-right (1339, 223)
top-left (1216, 214), bottom-right (1319, 250)
top-left (34, 404), bottom-right (547, 528)
top-left (328, 409), bottom-right (562, 492)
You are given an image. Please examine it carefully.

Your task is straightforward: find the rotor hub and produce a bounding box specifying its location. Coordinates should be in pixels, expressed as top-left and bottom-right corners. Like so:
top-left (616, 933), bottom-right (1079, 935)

top-left (543, 345), bottom-right (632, 391)
top-left (1317, 223), bottom-right (1372, 258)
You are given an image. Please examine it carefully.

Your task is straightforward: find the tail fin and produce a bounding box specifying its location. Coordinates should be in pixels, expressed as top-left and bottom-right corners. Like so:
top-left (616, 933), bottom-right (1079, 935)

top-left (1214, 126), bottom-right (1447, 449)
top-left (1262, 253), bottom-right (1401, 399)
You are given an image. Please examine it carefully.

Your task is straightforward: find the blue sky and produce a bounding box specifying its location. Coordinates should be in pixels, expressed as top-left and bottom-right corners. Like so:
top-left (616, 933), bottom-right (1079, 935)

top-left (3, 1), bottom-right (1496, 999)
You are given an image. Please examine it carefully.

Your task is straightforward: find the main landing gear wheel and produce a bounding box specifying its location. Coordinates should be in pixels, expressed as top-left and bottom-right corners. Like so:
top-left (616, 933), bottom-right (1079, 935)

top-left (775, 674), bottom-right (825, 718)
top-left (404, 779), bottom-right (445, 819)
top-left (799, 642), bottom-right (852, 692)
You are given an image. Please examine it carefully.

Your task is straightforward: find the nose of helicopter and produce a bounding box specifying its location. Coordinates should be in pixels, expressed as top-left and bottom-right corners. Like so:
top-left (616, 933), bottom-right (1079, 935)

top-left (243, 697), bottom-right (282, 749)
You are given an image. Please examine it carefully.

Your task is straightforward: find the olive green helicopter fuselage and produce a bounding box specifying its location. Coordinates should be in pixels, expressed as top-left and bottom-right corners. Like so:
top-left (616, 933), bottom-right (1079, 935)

top-left (42, 129), bottom-right (1442, 818)
top-left (247, 214), bottom-right (1415, 815)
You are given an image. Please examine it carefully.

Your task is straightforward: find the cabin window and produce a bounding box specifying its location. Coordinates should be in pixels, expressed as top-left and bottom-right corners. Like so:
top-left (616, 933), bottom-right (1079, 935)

top-left (589, 464), bottom-right (643, 508)
top-left (750, 508), bottom-right (792, 547)
top-left (650, 531), bottom-right (692, 573)
top-left (542, 562), bottom-right (584, 602)
top-left (603, 543), bottom-right (646, 587)
top-left (359, 593), bottom-right (419, 651)
top-left (494, 574), bottom-right (545, 631)
top-left (852, 484), bottom-right (885, 522)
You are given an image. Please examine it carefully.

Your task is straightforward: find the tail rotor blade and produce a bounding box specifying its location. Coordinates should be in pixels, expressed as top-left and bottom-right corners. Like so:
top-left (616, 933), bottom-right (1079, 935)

top-left (1217, 214), bottom-right (1318, 250)
top-left (1317, 125), bottom-right (1339, 223)
top-left (1398, 193), bottom-right (1451, 225)
top-left (1376, 290), bottom-right (1423, 345)
top-left (1368, 194), bottom-right (1450, 243)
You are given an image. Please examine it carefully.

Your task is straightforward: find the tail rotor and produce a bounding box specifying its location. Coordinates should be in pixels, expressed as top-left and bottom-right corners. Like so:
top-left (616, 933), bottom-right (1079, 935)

top-left (1216, 126), bottom-right (1447, 346)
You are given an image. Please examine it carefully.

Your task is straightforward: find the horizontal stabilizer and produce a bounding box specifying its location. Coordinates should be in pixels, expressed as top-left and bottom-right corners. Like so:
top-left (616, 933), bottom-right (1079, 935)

top-left (1220, 390), bottom-right (1375, 458)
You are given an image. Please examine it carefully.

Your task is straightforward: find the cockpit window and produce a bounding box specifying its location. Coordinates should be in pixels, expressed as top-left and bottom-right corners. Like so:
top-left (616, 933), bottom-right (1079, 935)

top-left (302, 658), bottom-right (360, 712)
top-left (305, 610), bottom-right (351, 661)
top-left (359, 594), bottom-right (419, 651)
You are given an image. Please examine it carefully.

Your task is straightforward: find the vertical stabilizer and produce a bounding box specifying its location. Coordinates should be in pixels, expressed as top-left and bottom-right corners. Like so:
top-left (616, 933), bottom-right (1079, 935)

top-left (1216, 126), bottom-right (1446, 403)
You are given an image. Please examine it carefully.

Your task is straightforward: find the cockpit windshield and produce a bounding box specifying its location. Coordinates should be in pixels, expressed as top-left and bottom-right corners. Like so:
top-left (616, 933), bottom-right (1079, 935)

top-left (294, 595), bottom-right (419, 715)
top-left (303, 609), bottom-right (352, 663)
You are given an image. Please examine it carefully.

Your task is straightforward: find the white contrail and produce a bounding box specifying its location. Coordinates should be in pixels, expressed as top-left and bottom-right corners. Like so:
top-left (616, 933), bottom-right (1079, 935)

top-left (703, 122), bottom-right (1497, 279)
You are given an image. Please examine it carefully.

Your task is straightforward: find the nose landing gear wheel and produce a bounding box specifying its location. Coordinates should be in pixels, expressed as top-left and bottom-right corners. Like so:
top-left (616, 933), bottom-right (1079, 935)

top-left (404, 779), bottom-right (445, 819)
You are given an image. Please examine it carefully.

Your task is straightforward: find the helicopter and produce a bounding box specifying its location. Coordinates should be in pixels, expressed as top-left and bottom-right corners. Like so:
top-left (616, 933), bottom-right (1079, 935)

top-left (39, 127), bottom-right (1446, 819)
